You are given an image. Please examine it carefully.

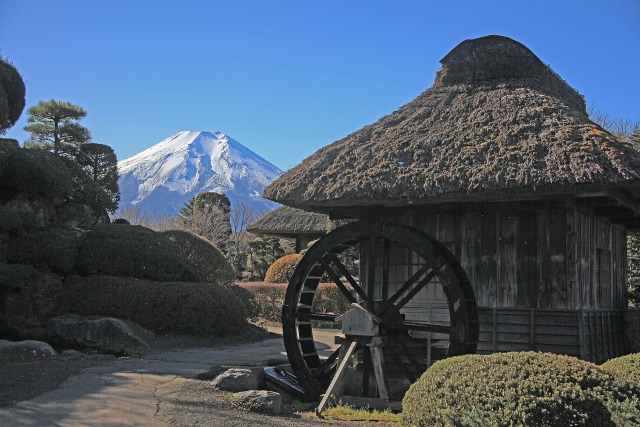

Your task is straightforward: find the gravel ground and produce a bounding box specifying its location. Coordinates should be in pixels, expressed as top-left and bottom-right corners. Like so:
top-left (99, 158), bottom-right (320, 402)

top-left (0, 326), bottom-right (384, 425)
top-left (157, 380), bottom-right (366, 426)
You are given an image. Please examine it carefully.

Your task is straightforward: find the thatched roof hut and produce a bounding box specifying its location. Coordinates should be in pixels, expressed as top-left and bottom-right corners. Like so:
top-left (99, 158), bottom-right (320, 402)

top-left (247, 206), bottom-right (327, 252)
top-left (274, 36), bottom-right (637, 407)
top-left (265, 35), bottom-right (640, 215)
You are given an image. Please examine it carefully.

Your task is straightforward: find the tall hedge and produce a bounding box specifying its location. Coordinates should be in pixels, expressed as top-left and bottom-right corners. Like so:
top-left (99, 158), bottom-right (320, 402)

top-left (402, 352), bottom-right (640, 427)
top-left (162, 229), bottom-right (235, 285)
top-left (75, 224), bottom-right (196, 282)
top-left (61, 275), bottom-right (249, 335)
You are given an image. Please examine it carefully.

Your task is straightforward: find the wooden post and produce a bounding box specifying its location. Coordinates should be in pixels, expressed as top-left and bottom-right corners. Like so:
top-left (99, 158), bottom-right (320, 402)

top-left (316, 340), bottom-right (358, 416)
top-left (577, 309), bottom-right (586, 360)
top-left (368, 337), bottom-right (390, 400)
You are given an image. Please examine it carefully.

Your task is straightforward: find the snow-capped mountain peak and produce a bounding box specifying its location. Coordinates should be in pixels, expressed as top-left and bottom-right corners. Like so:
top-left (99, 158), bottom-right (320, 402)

top-left (118, 131), bottom-right (283, 216)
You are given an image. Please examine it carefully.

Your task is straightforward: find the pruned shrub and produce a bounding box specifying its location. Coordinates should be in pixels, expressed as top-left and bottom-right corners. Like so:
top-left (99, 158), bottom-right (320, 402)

top-left (0, 203), bottom-right (38, 232)
top-left (60, 275), bottom-right (249, 335)
top-left (264, 254), bottom-right (302, 284)
top-left (239, 282), bottom-right (287, 321)
top-left (402, 352), bottom-right (640, 427)
top-left (227, 284), bottom-right (260, 319)
top-left (162, 230), bottom-right (235, 285)
top-left (238, 282), bottom-right (350, 323)
top-left (75, 224), bottom-right (196, 282)
top-left (0, 148), bottom-right (72, 199)
top-left (0, 57), bottom-right (26, 132)
top-left (0, 264), bottom-right (63, 330)
top-left (8, 228), bottom-right (79, 274)
top-left (602, 353), bottom-right (640, 387)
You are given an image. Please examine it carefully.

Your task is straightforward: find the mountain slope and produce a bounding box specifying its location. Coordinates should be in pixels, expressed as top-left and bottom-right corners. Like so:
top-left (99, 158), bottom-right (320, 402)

top-left (118, 131), bottom-right (283, 216)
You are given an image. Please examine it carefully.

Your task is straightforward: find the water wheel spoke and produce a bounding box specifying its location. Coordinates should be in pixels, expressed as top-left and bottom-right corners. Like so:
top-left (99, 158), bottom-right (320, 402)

top-left (393, 337), bottom-right (427, 374)
top-left (387, 321), bottom-right (451, 334)
top-left (395, 262), bottom-right (447, 310)
top-left (381, 264), bottom-right (430, 314)
top-left (297, 312), bottom-right (340, 322)
top-left (324, 254), bottom-right (368, 302)
top-left (319, 258), bottom-right (358, 304)
top-left (315, 345), bottom-right (341, 379)
top-left (386, 344), bottom-right (418, 383)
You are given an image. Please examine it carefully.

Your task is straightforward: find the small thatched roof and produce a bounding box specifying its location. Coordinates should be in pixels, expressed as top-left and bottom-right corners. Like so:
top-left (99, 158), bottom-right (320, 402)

top-left (265, 35), bottom-right (640, 213)
top-left (247, 206), bottom-right (327, 237)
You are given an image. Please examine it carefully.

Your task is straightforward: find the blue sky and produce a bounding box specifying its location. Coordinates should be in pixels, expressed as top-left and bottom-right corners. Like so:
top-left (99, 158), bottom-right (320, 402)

top-left (1, 0), bottom-right (639, 171)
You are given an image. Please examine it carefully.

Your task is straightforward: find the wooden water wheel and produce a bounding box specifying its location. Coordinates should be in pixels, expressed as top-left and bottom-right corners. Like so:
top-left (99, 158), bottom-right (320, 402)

top-left (282, 221), bottom-right (478, 405)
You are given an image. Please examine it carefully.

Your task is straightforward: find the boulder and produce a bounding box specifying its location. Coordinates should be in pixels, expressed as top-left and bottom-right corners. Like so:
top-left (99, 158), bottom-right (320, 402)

top-left (233, 390), bottom-right (282, 415)
top-left (211, 368), bottom-right (260, 392)
top-left (47, 314), bottom-right (155, 353)
top-left (0, 339), bottom-right (57, 363)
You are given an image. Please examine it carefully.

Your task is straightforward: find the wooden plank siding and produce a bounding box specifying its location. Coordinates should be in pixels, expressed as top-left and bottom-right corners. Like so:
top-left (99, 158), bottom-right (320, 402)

top-left (477, 308), bottom-right (628, 362)
top-left (397, 206), bottom-right (626, 311)
top-left (376, 204), bottom-right (629, 363)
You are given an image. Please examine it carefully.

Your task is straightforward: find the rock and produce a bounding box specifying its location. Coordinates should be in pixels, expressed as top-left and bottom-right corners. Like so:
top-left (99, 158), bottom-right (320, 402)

top-left (233, 390), bottom-right (282, 415)
top-left (47, 314), bottom-right (155, 353)
top-left (211, 368), bottom-right (260, 392)
top-left (0, 339), bottom-right (57, 363)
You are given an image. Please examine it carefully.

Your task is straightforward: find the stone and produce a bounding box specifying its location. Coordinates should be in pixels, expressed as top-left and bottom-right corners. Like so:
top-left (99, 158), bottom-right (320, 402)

top-left (233, 390), bottom-right (282, 415)
top-left (0, 339), bottom-right (57, 363)
top-left (47, 314), bottom-right (155, 354)
top-left (211, 368), bottom-right (260, 392)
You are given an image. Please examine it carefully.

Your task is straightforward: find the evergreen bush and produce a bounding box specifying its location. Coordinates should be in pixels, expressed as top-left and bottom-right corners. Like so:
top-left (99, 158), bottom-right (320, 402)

top-left (0, 264), bottom-right (63, 330)
top-left (8, 228), bottom-right (79, 274)
top-left (75, 224), bottom-right (197, 282)
top-left (0, 57), bottom-right (26, 133)
top-left (264, 253), bottom-right (302, 284)
top-left (602, 353), bottom-right (640, 387)
top-left (162, 230), bottom-right (235, 285)
top-left (402, 352), bottom-right (640, 427)
top-left (0, 203), bottom-right (38, 232)
top-left (61, 275), bottom-right (249, 335)
top-left (0, 147), bottom-right (72, 199)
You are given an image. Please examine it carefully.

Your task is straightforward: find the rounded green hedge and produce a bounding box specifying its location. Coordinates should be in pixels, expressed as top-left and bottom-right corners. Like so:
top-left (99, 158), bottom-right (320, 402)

top-left (162, 230), bottom-right (235, 285)
top-left (0, 58), bottom-right (26, 132)
top-left (602, 353), bottom-right (640, 387)
top-left (402, 352), bottom-right (640, 427)
top-left (8, 228), bottom-right (79, 274)
top-left (0, 148), bottom-right (72, 199)
top-left (75, 224), bottom-right (197, 282)
top-left (60, 275), bottom-right (249, 335)
top-left (264, 253), bottom-right (302, 284)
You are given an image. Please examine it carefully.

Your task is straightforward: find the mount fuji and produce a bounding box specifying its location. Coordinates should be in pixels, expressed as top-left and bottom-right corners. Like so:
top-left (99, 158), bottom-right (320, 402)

top-left (117, 131), bottom-right (283, 217)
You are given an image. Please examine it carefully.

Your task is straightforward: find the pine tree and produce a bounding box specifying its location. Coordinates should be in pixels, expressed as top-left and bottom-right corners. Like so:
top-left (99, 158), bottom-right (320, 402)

top-left (76, 143), bottom-right (120, 213)
top-left (24, 100), bottom-right (90, 156)
top-left (179, 192), bottom-right (232, 251)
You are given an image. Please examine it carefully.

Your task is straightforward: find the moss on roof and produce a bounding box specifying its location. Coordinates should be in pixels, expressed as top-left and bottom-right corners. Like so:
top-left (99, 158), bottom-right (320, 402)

top-left (265, 35), bottom-right (640, 212)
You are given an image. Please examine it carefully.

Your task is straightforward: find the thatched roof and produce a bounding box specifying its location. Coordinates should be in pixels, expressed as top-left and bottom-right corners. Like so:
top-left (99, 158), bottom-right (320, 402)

top-left (247, 206), bottom-right (327, 237)
top-left (265, 35), bottom-right (640, 213)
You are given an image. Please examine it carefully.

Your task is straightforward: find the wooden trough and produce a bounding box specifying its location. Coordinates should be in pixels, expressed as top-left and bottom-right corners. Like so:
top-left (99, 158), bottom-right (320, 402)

top-left (263, 35), bottom-right (640, 409)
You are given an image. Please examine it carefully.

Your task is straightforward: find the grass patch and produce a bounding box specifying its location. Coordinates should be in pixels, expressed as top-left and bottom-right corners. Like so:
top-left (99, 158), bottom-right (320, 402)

top-left (322, 405), bottom-right (400, 423)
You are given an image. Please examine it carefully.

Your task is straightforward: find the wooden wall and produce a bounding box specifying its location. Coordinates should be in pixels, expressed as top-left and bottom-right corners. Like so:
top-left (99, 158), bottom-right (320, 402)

top-left (384, 204), bottom-right (627, 311)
